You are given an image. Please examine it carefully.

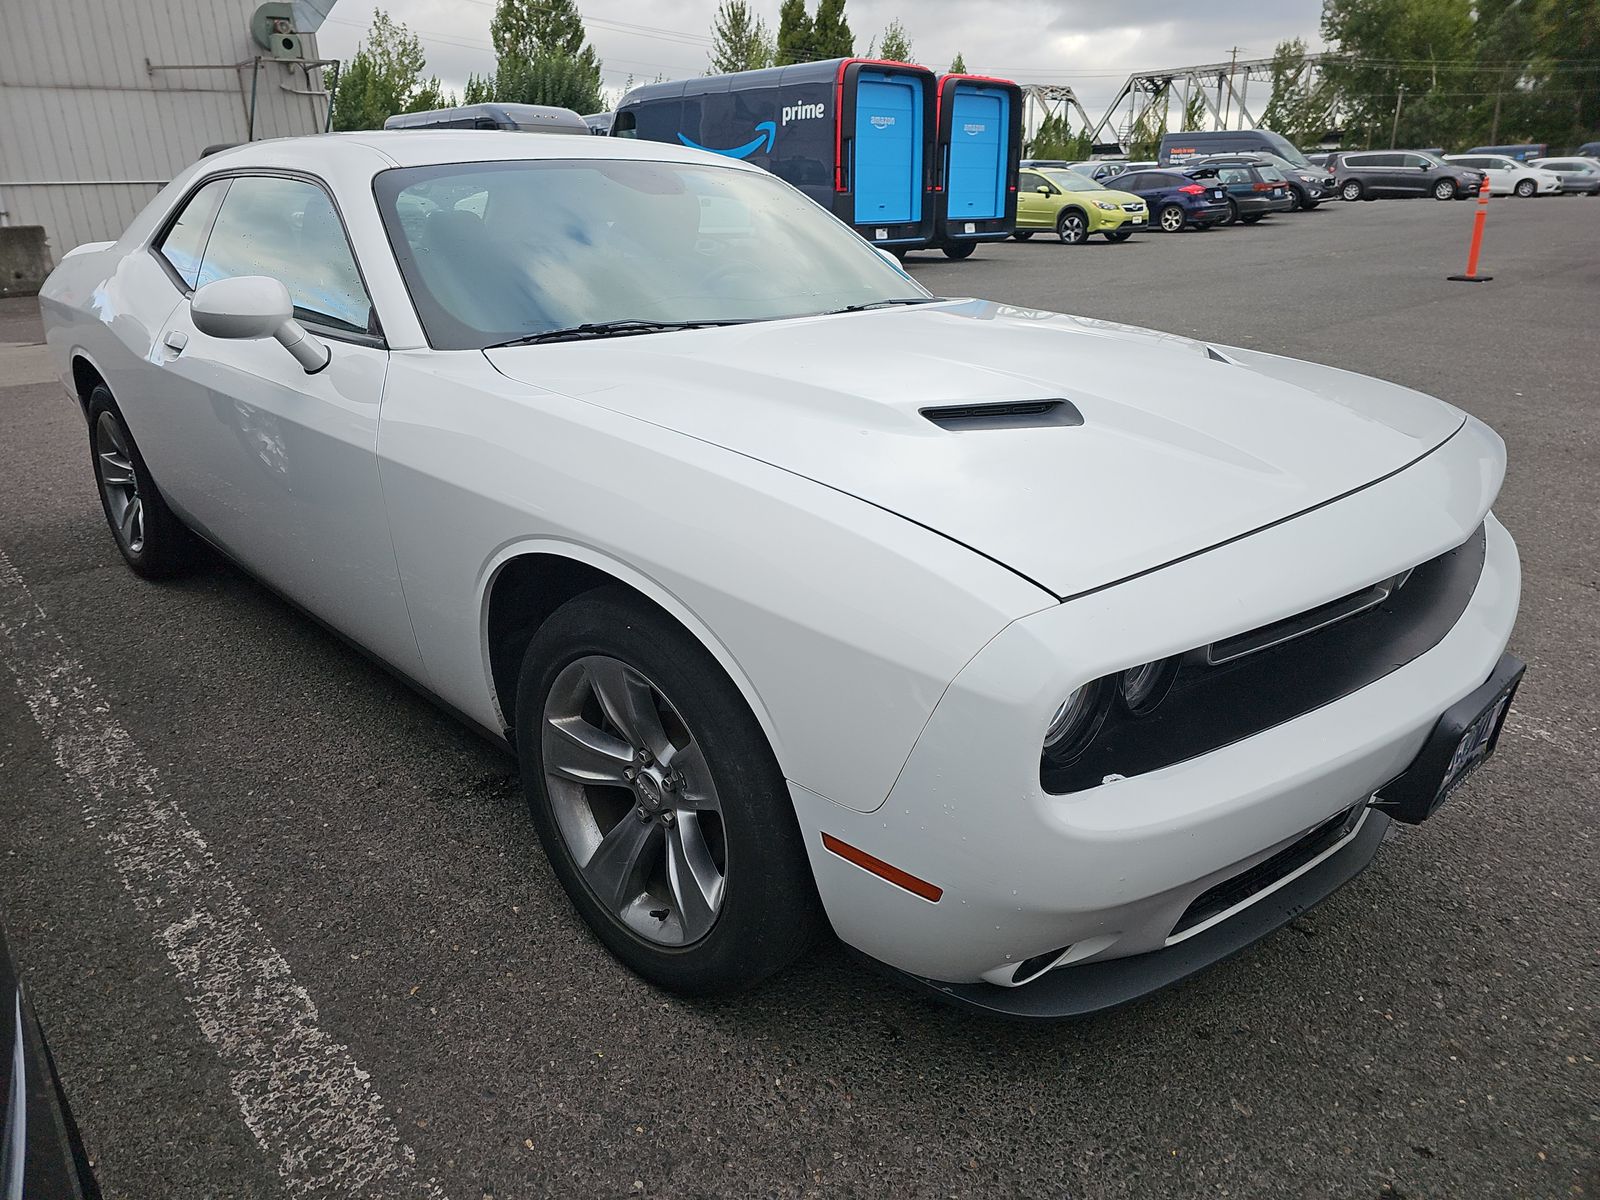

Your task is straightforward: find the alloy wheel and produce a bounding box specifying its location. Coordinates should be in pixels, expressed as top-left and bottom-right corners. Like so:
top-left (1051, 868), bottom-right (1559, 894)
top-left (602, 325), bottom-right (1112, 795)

top-left (1515, 179), bottom-right (1535, 197)
top-left (1058, 212), bottom-right (1087, 244)
top-left (95, 412), bottom-right (144, 554)
top-left (1341, 181), bottom-right (1362, 201)
top-left (541, 655), bottom-right (726, 947)
top-left (1434, 180), bottom-right (1456, 200)
top-left (1159, 205), bottom-right (1184, 232)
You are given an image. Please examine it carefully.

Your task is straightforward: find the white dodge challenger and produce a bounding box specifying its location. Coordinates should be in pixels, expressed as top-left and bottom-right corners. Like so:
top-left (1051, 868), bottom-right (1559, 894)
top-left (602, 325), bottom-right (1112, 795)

top-left (38, 132), bottom-right (1522, 1016)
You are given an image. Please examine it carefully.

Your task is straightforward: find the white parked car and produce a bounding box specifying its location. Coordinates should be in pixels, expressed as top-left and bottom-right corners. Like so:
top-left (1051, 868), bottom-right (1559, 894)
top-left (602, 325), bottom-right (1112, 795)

top-left (1527, 157), bottom-right (1600, 196)
top-left (1444, 154), bottom-right (1563, 196)
top-left (38, 132), bottom-right (1523, 1015)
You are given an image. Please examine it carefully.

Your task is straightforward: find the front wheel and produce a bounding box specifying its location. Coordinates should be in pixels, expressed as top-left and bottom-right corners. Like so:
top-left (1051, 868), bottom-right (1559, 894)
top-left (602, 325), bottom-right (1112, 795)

top-left (1240, 214), bottom-right (1263, 224)
top-left (1056, 209), bottom-right (1089, 245)
top-left (1514, 179), bottom-right (1536, 197)
top-left (1104, 229), bottom-right (1133, 242)
top-left (1341, 180), bottom-right (1363, 202)
top-left (1158, 203), bottom-right (1186, 232)
top-left (87, 385), bottom-right (196, 579)
top-left (517, 586), bottom-right (821, 995)
top-left (941, 240), bottom-right (976, 260)
top-left (1433, 179), bottom-right (1458, 201)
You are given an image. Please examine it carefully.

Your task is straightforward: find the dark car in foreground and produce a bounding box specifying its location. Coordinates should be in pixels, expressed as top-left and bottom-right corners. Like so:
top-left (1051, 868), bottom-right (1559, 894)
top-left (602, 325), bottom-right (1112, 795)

top-left (1109, 168), bottom-right (1232, 231)
top-left (1330, 151), bottom-right (1482, 201)
top-left (1, 927), bottom-right (100, 1199)
top-left (1186, 160), bottom-right (1295, 224)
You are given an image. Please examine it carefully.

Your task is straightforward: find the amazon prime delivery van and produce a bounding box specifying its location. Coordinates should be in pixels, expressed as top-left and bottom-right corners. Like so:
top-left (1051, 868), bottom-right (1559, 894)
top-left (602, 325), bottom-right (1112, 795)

top-left (614, 58), bottom-right (937, 250)
top-left (932, 74), bottom-right (1022, 258)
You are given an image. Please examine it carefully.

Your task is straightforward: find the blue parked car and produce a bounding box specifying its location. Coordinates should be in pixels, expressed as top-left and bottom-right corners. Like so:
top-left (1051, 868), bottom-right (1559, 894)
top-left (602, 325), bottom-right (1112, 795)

top-left (1106, 167), bottom-right (1231, 231)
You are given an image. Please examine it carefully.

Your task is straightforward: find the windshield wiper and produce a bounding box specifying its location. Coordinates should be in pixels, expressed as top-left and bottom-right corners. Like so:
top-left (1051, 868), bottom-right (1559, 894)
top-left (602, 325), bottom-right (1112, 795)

top-left (487, 319), bottom-right (747, 348)
top-left (818, 298), bottom-right (941, 316)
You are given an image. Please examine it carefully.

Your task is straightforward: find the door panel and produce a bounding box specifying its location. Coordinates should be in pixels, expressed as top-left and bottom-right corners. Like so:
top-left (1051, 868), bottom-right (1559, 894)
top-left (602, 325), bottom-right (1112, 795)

top-left (148, 172), bottom-right (423, 679)
top-left (946, 88), bottom-right (1007, 220)
top-left (853, 73), bottom-right (922, 224)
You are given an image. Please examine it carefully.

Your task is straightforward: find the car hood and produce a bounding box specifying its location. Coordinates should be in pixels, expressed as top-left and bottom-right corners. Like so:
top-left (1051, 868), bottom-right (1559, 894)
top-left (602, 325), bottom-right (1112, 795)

top-left (1092, 188), bottom-right (1144, 205)
top-left (485, 300), bottom-right (1464, 599)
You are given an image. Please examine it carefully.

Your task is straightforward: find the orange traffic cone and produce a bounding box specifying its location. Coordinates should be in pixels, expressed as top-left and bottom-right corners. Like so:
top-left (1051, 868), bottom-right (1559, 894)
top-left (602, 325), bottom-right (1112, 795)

top-left (1448, 175), bottom-right (1494, 282)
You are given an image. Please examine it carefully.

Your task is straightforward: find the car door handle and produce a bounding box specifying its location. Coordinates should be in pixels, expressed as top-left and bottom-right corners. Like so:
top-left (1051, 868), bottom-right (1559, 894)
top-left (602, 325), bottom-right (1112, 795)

top-left (163, 331), bottom-right (188, 355)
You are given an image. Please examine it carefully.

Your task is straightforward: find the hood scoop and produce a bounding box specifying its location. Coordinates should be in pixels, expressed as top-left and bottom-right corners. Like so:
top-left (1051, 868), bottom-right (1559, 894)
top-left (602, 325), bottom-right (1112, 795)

top-left (921, 398), bottom-right (1084, 432)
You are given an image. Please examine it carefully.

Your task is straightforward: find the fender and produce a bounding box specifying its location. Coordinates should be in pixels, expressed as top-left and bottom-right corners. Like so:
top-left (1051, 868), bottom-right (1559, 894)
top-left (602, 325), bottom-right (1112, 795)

top-left (475, 535), bottom-right (792, 785)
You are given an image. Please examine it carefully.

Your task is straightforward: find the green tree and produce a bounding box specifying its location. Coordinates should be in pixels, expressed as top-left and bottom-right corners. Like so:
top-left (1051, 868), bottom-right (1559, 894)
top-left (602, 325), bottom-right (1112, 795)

top-left (811, 0), bottom-right (854, 59)
top-left (708, 0), bottom-right (775, 73)
top-left (463, 72), bottom-right (495, 105)
top-left (1320, 0), bottom-right (1477, 149)
top-left (1524, 0), bottom-right (1600, 150)
top-left (1027, 111), bottom-right (1089, 160)
top-left (484, 0), bottom-right (604, 113)
top-left (949, 51), bottom-right (967, 74)
top-left (330, 10), bottom-right (430, 130)
top-left (1124, 101), bottom-right (1164, 158)
top-left (493, 49), bottom-right (605, 112)
top-left (876, 19), bottom-right (912, 63)
top-left (1260, 38), bottom-right (1334, 147)
top-left (1182, 88), bottom-right (1208, 130)
top-left (775, 0), bottom-right (813, 64)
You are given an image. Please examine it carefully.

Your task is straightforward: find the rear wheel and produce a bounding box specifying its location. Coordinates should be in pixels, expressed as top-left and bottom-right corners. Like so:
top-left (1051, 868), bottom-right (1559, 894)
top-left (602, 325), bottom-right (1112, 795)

top-left (1433, 179), bottom-right (1458, 201)
top-left (1240, 214), bottom-right (1263, 224)
top-left (87, 385), bottom-right (195, 579)
top-left (1056, 209), bottom-right (1089, 245)
top-left (1012, 230), bottom-right (1034, 241)
top-left (1104, 229), bottom-right (1133, 242)
top-left (1223, 199), bottom-right (1240, 225)
top-left (941, 240), bottom-right (976, 260)
top-left (1158, 203), bottom-right (1186, 232)
top-left (517, 587), bottom-right (821, 995)
top-left (1514, 178), bottom-right (1536, 197)
top-left (1341, 180), bottom-right (1364, 202)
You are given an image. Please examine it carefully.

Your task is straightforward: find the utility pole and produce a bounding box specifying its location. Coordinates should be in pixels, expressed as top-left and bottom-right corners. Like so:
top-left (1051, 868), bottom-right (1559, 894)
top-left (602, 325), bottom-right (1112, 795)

top-left (1489, 66), bottom-right (1507, 144)
top-left (1221, 46), bottom-right (1241, 127)
top-left (1390, 83), bottom-right (1406, 148)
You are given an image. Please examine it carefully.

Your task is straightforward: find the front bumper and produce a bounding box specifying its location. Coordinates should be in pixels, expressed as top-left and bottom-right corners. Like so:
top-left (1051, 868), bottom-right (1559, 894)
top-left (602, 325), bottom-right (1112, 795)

top-left (792, 422), bottom-right (1517, 996)
top-left (1091, 206), bottom-right (1149, 232)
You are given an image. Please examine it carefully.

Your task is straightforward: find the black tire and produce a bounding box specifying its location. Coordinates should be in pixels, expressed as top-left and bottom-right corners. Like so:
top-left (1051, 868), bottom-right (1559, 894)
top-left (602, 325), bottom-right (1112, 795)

top-left (1514, 179), bottom-right (1536, 198)
top-left (941, 240), bottom-right (976, 260)
top-left (1288, 186), bottom-right (1305, 211)
top-left (1240, 214), bottom-right (1263, 224)
top-left (86, 385), bottom-right (196, 579)
top-left (1104, 229), bottom-right (1133, 242)
top-left (1157, 203), bottom-right (1186, 233)
top-left (1340, 179), bottom-right (1364, 202)
top-left (1433, 179), bottom-right (1458, 201)
top-left (1012, 230), bottom-right (1034, 241)
top-left (516, 586), bottom-right (822, 996)
top-left (1223, 199), bottom-right (1240, 225)
top-left (1056, 208), bottom-right (1089, 245)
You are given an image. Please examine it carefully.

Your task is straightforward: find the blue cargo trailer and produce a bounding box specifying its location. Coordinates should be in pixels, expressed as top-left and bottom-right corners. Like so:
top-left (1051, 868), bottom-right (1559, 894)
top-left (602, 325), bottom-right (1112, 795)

top-left (932, 74), bottom-right (1022, 258)
top-left (613, 58), bottom-right (937, 250)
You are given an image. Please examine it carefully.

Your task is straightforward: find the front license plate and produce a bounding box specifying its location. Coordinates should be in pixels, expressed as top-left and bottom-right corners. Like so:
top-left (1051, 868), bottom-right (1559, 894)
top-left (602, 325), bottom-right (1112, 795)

top-left (1373, 655), bottom-right (1524, 825)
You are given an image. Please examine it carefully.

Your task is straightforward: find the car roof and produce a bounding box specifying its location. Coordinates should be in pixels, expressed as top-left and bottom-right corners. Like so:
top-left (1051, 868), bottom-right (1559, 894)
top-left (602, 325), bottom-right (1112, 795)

top-left (191, 130), bottom-right (753, 176)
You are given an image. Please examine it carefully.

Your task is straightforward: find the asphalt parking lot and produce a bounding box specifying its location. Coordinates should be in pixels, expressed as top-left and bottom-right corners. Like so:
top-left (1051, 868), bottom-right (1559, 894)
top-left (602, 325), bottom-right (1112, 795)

top-left (1, 195), bottom-right (1595, 1199)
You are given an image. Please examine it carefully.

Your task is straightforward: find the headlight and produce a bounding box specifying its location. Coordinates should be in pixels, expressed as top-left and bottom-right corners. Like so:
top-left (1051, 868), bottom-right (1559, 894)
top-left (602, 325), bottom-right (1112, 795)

top-left (1118, 658), bottom-right (1179, 715)
top-left (1094, 200), bottom-right (1119, 211)
top-left (1042, 680), bottom-right (1109, 763)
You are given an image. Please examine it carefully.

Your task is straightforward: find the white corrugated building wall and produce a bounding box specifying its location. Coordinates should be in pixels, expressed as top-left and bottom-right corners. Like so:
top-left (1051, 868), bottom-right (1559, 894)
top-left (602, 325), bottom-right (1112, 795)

top-left (0, 0), bottom-right (337, 262)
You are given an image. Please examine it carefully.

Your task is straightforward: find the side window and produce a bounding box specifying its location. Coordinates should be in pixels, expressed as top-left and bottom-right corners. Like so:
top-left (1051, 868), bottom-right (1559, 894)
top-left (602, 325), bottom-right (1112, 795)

top-left (197, 175), bottom-right (373, 336)
top-left (156, 178), bottom-right (231, 289)
top-left (1403, 155), bottom-right (1431, 170)
top-left (1117, 173), bottom-right (1146, 190)
top-left (1218, 167), bottom-right (1250, 184)
top-left (1019, 171), bottom-right (1045, 191)
top-left (612, 110), bottom-right (637, 139)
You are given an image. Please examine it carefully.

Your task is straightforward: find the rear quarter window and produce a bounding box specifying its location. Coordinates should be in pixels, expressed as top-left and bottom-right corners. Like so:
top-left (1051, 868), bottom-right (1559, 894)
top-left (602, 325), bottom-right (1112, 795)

top-left (155, 177), bottom-right (231, 289)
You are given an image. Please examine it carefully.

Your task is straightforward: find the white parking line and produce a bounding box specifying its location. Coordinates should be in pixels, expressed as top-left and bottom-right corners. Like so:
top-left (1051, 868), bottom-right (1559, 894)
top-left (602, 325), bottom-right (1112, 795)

top-left (0, 550), bottom-right (447, 1199)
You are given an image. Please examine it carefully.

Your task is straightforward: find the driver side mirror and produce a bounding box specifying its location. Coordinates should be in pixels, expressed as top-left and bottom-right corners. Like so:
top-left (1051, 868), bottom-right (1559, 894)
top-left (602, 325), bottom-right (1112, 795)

top-left (190, 276), bottom-right (330, 374)
top-left (1035, 185), bottom-right (1051, 195)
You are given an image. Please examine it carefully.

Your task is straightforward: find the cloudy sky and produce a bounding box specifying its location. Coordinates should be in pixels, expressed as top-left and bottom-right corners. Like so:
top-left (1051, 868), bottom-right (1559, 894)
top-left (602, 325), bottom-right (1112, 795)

top-left (316, 0), bottom-right (1329, 114)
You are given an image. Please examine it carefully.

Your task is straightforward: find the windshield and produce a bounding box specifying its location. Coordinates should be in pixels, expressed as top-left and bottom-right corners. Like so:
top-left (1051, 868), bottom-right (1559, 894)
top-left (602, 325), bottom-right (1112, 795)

top-left (375, 158), bottom-right (929, 350)
top-left (1260, 133), bottom-right (1311, 168)
top-left (1040, 168), bottom-right (1105, 192)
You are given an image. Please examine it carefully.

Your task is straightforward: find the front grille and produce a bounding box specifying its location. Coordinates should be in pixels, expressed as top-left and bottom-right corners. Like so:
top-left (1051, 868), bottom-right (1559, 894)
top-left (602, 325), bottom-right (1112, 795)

top-left (1171, 805), bottom-right (1363, 936)
top-left (1122, 202), bottom-right (1144, 212)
